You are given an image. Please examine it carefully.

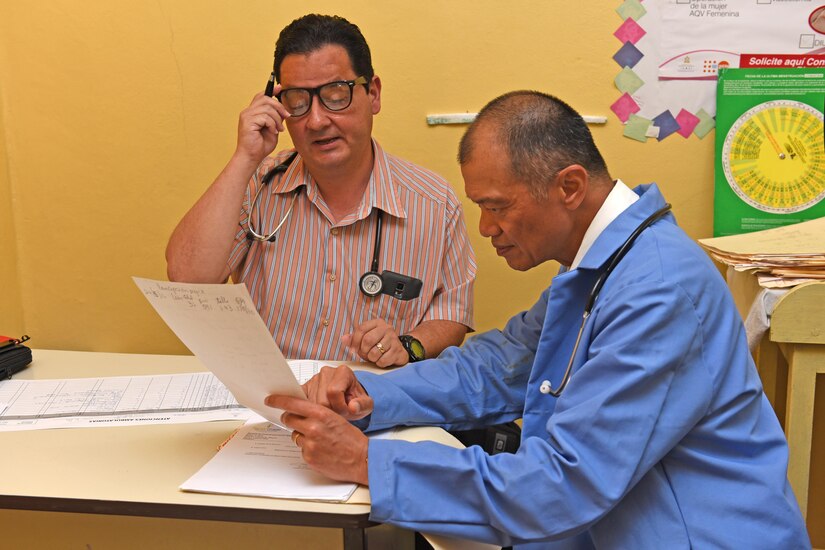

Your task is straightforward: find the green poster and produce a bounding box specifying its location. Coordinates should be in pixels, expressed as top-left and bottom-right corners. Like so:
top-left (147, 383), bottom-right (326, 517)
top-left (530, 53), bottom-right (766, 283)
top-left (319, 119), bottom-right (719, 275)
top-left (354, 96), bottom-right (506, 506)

top-left (714, 68), bottom-right (825, 236)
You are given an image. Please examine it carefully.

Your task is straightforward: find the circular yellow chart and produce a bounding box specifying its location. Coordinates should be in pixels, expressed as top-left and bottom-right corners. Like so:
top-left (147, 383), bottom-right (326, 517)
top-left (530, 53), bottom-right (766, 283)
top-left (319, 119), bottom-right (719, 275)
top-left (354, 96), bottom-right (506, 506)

top-left (722, 99), bottom-right (825, 214)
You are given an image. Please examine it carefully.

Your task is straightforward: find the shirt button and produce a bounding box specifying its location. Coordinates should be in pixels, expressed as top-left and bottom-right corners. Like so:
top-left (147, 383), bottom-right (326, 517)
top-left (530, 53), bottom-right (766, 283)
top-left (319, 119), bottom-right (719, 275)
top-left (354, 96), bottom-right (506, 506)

top-left (329, 274), bottom-right (336, 282)
top-left (322, 319), bottom-right (329, 327)
top-left (331, 228), bottom-right (339, 236)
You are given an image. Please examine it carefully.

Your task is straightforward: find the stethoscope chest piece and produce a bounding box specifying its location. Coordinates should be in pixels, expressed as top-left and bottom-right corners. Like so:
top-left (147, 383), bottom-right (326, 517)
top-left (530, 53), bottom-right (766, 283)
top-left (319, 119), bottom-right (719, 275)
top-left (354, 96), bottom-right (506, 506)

top-left (359, 271), bottom-right (383, 297)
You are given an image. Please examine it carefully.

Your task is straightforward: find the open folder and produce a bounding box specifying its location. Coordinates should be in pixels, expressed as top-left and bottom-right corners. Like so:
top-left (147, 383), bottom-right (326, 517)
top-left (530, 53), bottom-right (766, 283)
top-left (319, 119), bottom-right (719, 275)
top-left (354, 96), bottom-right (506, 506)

top-left (133, 277), bottom-right (305, 427)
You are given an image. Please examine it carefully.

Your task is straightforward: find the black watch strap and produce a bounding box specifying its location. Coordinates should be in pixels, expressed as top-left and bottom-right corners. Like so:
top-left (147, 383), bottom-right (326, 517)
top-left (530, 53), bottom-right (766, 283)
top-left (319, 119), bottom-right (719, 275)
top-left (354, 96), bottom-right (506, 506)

top-left (399, 334), bottom-right (425, 362)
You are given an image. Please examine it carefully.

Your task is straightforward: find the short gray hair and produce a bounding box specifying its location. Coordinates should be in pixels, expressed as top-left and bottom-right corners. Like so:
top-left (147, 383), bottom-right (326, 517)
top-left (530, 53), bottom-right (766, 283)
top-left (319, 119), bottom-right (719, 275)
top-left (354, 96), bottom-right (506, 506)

top-left (458, 91), bottom-right (609, 199)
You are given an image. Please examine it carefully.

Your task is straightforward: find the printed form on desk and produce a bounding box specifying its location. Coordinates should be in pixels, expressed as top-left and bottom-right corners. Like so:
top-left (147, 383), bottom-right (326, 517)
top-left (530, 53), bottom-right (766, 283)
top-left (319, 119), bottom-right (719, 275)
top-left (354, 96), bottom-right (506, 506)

top-left (0, 360), bottom-right (324, 431)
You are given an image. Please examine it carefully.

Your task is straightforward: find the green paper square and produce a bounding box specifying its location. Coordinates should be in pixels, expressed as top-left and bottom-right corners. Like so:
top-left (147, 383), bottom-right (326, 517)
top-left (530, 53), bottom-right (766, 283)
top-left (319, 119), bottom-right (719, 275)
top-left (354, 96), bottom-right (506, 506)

top-left (615, 67), bottom-right (645, 94)
top-left (616, 0), bottom-right (646, 21)
top-left (623, 114), bottom-right (650, 142)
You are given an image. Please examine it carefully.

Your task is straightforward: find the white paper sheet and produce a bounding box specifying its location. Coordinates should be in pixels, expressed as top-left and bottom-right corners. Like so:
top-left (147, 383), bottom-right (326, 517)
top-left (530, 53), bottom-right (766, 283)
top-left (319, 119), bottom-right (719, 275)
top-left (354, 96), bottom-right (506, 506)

top-left (180, 414), bottom-right (379, 502)
top-left (134, 277), bottom-right (305, 427)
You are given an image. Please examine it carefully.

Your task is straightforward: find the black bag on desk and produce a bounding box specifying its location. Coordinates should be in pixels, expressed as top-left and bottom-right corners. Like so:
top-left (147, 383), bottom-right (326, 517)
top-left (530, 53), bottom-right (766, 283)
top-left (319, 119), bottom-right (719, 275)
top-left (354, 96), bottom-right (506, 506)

top-left (450, 421), bottom-right (522, 455)
top-left (0, 335), bottom-right (32, 378)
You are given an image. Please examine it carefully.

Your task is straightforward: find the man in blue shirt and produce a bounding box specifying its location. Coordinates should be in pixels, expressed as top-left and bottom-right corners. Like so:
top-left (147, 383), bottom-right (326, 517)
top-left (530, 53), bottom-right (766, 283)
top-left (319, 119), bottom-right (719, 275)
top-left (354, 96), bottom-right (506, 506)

top-left (268, 91), bottom-right (810, 549)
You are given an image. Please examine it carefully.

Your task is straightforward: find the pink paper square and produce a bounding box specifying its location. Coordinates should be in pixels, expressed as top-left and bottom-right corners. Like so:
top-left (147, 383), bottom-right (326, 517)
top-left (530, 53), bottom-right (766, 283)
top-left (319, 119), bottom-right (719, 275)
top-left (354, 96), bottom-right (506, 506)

top-left (614, 18), bottom-right (646, 44)
top-left (610, 93), bottom-right (641, 123)
top-left (675, 109), bottom-right (700, 138)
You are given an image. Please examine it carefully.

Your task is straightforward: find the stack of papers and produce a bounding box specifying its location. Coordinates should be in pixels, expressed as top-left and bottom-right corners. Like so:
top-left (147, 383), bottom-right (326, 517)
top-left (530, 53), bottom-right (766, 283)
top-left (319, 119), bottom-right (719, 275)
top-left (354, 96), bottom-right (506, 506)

top-left (698, 217), bottom-right (825, 288)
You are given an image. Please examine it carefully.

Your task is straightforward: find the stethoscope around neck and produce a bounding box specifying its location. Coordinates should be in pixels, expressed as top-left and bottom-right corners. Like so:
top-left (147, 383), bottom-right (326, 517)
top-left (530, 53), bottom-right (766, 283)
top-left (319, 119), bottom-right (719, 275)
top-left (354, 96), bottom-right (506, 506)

top-left (246, 152), bottom-right (300, 243)
top-left (245, 153), bottom-right (422, 300)
top-left (539, 203), bottom-right (673, 398)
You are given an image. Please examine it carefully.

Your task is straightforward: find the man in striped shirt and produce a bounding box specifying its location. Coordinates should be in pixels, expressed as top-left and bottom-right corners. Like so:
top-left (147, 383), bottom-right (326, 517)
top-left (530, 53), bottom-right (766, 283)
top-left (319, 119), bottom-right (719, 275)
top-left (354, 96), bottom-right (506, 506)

top-left (166, 14), bottom-right (476, 367)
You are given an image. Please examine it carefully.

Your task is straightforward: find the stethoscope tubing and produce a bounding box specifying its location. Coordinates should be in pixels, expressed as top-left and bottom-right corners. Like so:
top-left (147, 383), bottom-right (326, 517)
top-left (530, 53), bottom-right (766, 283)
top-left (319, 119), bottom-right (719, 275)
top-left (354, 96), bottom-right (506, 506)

top-left (245, 152), bottom-right (384, 294)
top-left (247, 152), bottom-right (299, 243)
top-left (540, 203), bottom-right (673, 398)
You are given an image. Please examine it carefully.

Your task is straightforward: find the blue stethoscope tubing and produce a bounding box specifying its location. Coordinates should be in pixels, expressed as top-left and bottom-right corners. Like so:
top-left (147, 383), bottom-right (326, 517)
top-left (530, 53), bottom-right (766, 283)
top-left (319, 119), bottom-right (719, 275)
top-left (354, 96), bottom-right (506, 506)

top-left (539, 203), bottom-right (673, 397)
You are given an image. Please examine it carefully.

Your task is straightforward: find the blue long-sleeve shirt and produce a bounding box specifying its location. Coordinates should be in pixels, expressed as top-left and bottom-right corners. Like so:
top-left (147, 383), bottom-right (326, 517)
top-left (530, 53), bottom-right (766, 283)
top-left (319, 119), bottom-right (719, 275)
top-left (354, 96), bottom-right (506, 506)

top-left (356, 184), bottom-right (809, 549)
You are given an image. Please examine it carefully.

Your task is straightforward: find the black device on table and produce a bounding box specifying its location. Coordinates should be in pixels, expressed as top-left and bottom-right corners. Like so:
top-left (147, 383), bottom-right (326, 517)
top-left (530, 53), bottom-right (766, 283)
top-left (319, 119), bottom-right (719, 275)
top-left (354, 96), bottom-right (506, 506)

top-left (0, 335), bottom-right (32, 378)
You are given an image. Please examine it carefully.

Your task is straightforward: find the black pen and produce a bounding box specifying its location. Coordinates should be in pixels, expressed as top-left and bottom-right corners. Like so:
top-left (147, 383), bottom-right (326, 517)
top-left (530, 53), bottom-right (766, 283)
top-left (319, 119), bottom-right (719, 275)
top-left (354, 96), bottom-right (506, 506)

top-left (265, 71), bottom-right (275, 97)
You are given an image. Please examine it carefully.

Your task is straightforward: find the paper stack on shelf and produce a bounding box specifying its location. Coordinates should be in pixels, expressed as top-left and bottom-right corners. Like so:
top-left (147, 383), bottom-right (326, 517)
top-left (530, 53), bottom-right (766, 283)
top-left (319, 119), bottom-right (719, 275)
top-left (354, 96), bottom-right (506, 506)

top-left (698, 217), bottom-right (825, 288)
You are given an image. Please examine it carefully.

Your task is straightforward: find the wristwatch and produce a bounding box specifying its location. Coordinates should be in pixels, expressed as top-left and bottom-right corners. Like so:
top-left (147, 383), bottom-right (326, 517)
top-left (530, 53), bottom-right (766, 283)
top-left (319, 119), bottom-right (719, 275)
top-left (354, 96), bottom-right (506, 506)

top-left (399, 334), bottom-right (425, 362)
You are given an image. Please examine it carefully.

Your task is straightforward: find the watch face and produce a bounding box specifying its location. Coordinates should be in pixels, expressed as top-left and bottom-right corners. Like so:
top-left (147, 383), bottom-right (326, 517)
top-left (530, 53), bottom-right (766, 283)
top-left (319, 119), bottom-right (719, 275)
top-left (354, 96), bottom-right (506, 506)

top-left (401, 335), bottom-right (425, 361)
top-left (408, 338), bottom-right (425, 360)
top-left (722, 99), bottom-right (825, 214)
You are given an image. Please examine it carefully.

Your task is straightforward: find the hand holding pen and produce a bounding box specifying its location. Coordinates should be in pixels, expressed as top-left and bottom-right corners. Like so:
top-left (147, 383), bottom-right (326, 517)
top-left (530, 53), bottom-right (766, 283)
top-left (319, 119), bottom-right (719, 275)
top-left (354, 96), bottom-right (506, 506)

top-left (234, 71), bottom-right (290, 164)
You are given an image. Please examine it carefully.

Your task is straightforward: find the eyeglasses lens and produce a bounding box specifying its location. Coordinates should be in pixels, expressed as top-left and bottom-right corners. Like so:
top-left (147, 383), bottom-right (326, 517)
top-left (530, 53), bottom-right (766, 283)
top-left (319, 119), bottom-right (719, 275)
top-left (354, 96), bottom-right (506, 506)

top-left (319, 82), bottom-right (353, 111)
top-left (280, 90), bottom-right (310, 116)
top-left (280, 82), bottom-right (354, 117)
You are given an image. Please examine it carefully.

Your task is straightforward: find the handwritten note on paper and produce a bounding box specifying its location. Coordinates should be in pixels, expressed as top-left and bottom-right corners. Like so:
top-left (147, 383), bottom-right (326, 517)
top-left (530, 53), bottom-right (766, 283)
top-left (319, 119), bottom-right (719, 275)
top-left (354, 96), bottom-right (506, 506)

top-left (133, 277), bottom-right (305, 426)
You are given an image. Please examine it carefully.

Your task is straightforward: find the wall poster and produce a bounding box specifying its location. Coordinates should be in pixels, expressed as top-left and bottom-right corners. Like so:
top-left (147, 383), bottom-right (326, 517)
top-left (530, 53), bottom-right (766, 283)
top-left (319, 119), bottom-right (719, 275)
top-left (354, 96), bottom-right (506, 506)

top-left (613, 0), bottom-right (825, 141)
top-left (713, 68), bottom-right (825, 236)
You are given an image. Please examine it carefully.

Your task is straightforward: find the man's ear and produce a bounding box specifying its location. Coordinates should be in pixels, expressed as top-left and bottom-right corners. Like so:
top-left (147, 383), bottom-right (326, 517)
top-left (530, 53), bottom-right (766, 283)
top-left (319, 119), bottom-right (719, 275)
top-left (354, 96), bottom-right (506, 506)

top-left (554, 165), bottom-right (589, 211)
top-left (369, 75), bottom-right (382, 115)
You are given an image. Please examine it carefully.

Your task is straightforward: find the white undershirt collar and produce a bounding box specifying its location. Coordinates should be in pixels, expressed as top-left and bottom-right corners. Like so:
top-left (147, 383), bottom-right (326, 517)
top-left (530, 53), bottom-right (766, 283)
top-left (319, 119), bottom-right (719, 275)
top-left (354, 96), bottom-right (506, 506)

top-left (569, 180), bottom-right (638, 270)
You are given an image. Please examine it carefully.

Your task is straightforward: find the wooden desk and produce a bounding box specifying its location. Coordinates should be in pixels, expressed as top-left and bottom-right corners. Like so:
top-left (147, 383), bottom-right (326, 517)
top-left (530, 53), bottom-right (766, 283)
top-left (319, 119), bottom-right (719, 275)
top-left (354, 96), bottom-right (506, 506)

top-left (765, 283), bottom-right (825, 523)
top-left (0, 349), bottom-right (461, 550)
top-left (728, 274), bottom-right (825, 547)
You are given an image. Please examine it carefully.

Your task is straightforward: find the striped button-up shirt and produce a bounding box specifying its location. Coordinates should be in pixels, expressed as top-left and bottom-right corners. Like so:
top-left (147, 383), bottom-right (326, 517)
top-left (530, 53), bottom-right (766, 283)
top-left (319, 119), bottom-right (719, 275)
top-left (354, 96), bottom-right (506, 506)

top-left (228, 140), bottom-right (476, 361)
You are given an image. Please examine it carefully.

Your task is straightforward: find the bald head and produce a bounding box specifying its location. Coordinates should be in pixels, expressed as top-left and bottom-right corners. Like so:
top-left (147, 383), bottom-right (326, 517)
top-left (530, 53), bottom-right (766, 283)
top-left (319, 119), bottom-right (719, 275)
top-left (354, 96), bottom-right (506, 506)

top-left (458, 91), bottom-right (610, 199)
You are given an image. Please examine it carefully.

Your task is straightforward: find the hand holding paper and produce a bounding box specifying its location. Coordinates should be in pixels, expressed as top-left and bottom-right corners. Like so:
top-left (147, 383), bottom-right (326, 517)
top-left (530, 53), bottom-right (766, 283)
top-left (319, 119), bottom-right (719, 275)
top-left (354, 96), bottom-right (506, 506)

top-left (133, 277), bottom-right (305, 426)
top-left (266, 393), bottom-right (370, 486)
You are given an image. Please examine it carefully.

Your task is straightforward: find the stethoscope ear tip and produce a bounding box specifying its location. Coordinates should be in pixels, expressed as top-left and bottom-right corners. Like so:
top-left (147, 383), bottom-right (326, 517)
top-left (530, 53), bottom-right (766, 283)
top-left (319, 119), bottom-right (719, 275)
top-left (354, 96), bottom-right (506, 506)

top-left (539, 381), bottom-right (552, 394)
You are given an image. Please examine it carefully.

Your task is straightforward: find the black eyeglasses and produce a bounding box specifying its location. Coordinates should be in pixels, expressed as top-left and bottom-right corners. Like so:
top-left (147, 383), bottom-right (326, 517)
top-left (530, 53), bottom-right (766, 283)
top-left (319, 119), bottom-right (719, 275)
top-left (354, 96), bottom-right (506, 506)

top-left (278, 76), bottom-right (368, 117)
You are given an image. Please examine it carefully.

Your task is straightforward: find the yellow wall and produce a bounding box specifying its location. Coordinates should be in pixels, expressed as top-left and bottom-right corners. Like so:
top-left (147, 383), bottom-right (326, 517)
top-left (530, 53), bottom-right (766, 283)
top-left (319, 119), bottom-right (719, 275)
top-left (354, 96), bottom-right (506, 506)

top-left (0, 1), bottom-right (714, 352)
top-left (0, 53), bottom-right (24, 335)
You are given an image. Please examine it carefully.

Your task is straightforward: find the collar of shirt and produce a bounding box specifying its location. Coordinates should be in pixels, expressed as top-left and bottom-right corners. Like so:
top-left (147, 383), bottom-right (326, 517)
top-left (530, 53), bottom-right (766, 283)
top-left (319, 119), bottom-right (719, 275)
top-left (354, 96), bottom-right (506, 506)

top-left (568, 179), bottom-right (639, 270)
top-left (267, 139), bottom-right (407, 226)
